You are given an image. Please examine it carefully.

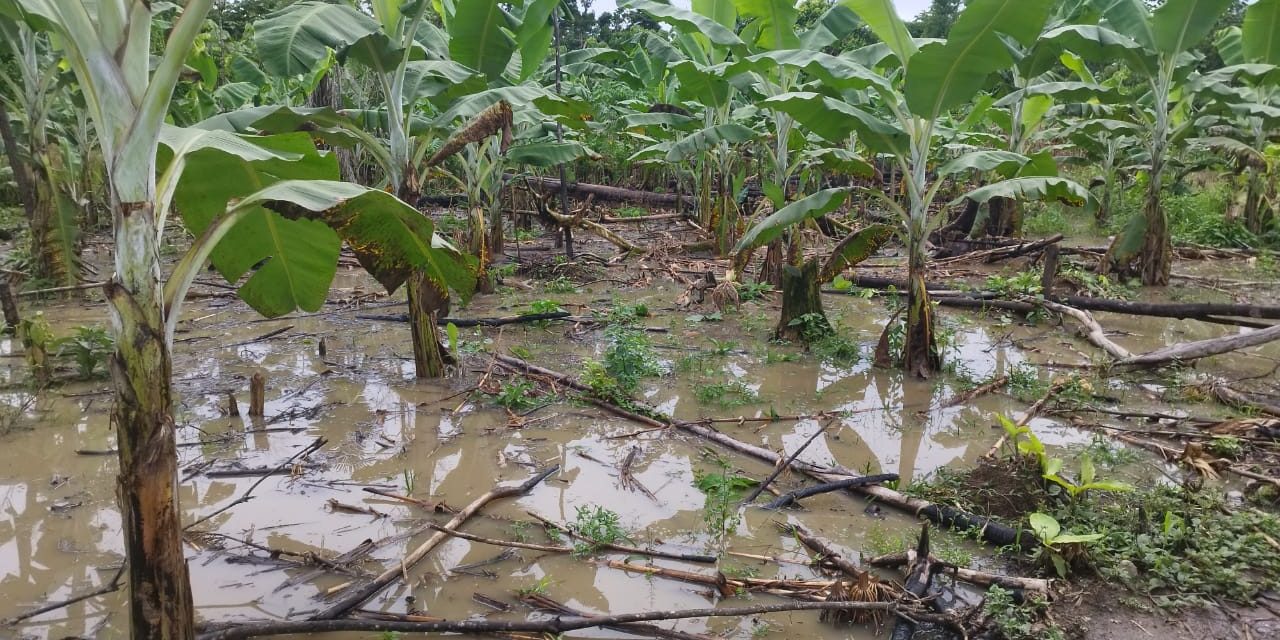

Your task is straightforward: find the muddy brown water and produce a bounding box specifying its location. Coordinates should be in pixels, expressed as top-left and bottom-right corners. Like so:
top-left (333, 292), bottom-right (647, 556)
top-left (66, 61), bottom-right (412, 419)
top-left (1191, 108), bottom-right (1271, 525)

top-left (2, 267), bottom-right (1276, 639)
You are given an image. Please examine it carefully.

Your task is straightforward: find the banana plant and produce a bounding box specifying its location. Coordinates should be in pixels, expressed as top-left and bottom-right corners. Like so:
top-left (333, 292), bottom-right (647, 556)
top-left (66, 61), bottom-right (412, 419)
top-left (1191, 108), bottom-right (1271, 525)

top-left (0, 17), bottom-right (79, 286)
top-left (1195, 4), bottom-right (1280, 234)
top-left (1067, 0), bottom-right (1238, 285)
top-left (753, 0), bottom-right (1094, 376)
top-left (3, 3), bottom-right (474, 638)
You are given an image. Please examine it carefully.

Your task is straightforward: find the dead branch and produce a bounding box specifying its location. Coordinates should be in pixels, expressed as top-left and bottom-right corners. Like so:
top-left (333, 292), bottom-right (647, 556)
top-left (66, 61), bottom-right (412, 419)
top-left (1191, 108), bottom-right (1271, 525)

top-left (311, 465), bottom-right (559, 620)
top-left (528, 512), bottom-right (716, 563)
top-left (3, 563), bottom-right (126, 625)
top-left (197, 601), bottom-right (895, 640)
top-left (1116, 323), bottom-right (1280, 368)
top-left (185, 438), bottom-right (326, 530)
top-left (761, 475), bottom-right (900, 510)
top-left (1039, 300), bottom-right (1133, 360)
top-left (867, 552), bottom-right (1051, 594)
top-left (740, 422), bottom-right (829, 505)
top-left (493, 353), bottom-right (1028, 547)
top-left (942, 375), bottom-right (1010, 408)
top-left (519, 593), bottom-right (716, 640)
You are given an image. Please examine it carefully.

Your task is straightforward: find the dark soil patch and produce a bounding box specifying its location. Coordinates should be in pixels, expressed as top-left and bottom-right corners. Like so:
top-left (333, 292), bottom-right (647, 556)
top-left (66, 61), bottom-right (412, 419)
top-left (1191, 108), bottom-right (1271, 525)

top-left (1050, 579), bottom-right (1280, 640)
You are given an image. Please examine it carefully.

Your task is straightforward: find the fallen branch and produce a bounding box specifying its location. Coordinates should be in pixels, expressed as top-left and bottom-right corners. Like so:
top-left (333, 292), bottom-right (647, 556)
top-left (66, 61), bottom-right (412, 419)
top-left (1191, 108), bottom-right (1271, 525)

top-left (866, 552), bottom-right (1051, 594)
top-left (186, 438), bottom-right (327, 530)
top-left (197, 601), bottom-right (895, 640)
top-left (1210, 382), bottom-right (1280, 418)
top-left (1039, 300), bottom-right (1132, 360)
top-left (942, 375), bottom-right (1010, 408)
top-left (779, 523), bottom-right (879, 584)
top-left (357, 311), bottom-right (572, 326)
top-left (519, 593), bottom-right (716, 640)
top-left (762, 475), bottom-right (899, 510)
top-left (740, 422), bottom-right (829, 505)
top-left (933, 234), bottom-right (1063, 266)
top-left (427, 523), bottom-right (571, 553)
top-left (311, 465), bottom-right (559, 620)
top-left (493, 353), bottom-right (1028, 547)
top-left (520, 175), bottom-right (696, 207)
top-left (3, 563), bottom-right (126, 625)
top-left (1116, 323), bottom-right (1280, 369)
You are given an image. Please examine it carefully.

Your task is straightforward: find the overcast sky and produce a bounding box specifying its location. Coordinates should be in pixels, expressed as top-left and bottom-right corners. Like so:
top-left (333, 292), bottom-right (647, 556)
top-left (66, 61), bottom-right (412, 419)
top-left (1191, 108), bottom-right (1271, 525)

top-left (588, 0), bottom-right (933, 19)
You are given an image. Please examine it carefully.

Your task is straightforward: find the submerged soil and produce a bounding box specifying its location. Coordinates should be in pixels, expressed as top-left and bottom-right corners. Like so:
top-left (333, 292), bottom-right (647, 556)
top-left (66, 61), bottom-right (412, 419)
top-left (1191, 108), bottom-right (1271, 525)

top-left (2, 221), bottom-right (1279, 639)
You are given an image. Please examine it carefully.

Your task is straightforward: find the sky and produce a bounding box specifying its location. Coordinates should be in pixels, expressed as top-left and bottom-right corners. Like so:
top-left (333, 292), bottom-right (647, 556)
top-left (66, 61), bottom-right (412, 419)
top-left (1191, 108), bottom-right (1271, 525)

top-left (587, 0), bottom-right (933, 20)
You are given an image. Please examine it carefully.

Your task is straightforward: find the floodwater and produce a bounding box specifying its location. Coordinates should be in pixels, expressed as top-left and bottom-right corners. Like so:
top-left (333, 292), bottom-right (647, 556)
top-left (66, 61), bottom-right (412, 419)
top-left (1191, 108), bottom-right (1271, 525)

top-left (1, 263), bottom-right (1273, 639)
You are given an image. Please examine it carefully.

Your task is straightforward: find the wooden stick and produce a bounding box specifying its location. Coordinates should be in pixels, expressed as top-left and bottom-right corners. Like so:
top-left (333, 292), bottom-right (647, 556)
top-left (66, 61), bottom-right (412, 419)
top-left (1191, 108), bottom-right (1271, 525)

top-left (0, 280), bottom-right (18, 332)
top-left (942, 375), bottom-right (1009, 408)
top-left (761, 475), bottom-right (899, 510)
top-left (427, 523), bottom-right (572, 553)
top-left (1116, 322), bottom-right (1280, 368)
top-left (311, 466), bottom-right (559, 620)
top-left (519, 593), bottom-right (716, 640)
top-left (249, 373), bottom-right (266, 418)
top-left (197, 600), bottom-right (895, 640)
top-left (3, 563), bottom-right (126, 624)
top-left (866, 552), bottom-right (1051, 594)
top-left (185, 438), bottom-right (326, 530)
top-left (740, 423), bottom-right (829, 505)
top-left (779, 523), bottom-right (875, 583)
top-left (16, 281), bottom-right (106, 297)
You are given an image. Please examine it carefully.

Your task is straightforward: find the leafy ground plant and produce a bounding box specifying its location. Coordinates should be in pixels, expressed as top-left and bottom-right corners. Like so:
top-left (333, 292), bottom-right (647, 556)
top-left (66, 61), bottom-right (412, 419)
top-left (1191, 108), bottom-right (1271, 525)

top-left (693, 453), bottom-right (758, 551)
top-left (569, 505), bottom-right (630, 556)
top-left (694, 380), bottom-right (759, 408)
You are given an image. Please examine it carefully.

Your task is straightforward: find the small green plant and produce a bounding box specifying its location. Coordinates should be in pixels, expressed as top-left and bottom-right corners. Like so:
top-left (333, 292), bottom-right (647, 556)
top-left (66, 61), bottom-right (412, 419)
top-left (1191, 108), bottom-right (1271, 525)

top-left (985, 271), bottom-right (1043, 297)
top-left (598, 325), bottom-right (663, 395)
top-left (569, 505), bottom-right (630, 556)
top-left (1041, 453), bottom-right (1133, 501)
top-left (512, 228), bottom-right (538, 242)
top-left (516, 575), bottom-right (555, 597)
top-left (735, 281), bottom-right (774, 302)
top-left (401, 469), bottom-right (415, 494)
top-left (1007, 362), bottom-right (1046, 401)
top-left (786, 312), bottom-right (832, 342)
top-left (445, 322), bottom-right (460, 355)
top-left (707, 338), bottom-right (737, 355)
top-left (1029, 511), bottom-right (1103, 577)
top-left (812, 333), bottom-right (861, 365)
top-left (694, 381), bottom-right (758, 408)
top-left (489, 379), bottom-right (541, 412)
top-left (544, 276), bottom-right (578, 293)
top-left (982, 585), bottom-right (1063, 640)
top-left (1206, 435), bottom-right (1245, 460)
top-left (614, 205), bottom-right (647, 218)
top-left (693, 454), bottom-right (757, 549)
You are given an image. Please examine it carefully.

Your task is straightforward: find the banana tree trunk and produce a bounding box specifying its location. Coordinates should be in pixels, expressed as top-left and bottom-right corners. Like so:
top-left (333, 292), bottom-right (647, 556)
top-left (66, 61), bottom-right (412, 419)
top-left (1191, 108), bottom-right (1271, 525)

top-left (0, 101), bottom-right (37, 222)
top-left (985, 196), bottom-right (1021, 237)
top-left (902, 226), bottom-right (939, 378)
top-left (407, 274), bottom-right (450, 378)
top-left (714, 171), bottom-right (736, 257)
top-left (107, 198), bottom-right (195, 639)
top-left (1139, 151), bottom-right (1171, 286)
top-left (1245, 168), bottom-right (1264, 235)
top-left (774, 257), bottom-right (825, 342)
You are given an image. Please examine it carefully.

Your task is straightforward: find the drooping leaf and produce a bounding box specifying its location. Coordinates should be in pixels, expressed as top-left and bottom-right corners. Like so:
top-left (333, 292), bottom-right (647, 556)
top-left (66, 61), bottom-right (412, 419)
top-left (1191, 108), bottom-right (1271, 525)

top-left (213, 82), bottom-right (258, 110)
top-left (953, 177), bottom-right (1096, 210)
top-left (1193, 136), bottom-right (1267, 168)
top-left (761, 92), bottom-right (907, 155)
top-left (1106, 209), bottom-right (1148, 267)
top-left (938, 150), bottom-right (1033, 178)
top-left (1096, 0), bottom-right (1156, 50)
top-left (449, 0), bottom-right (515, 81)
top-left (618, 112), bottom-right (699, 131)
top-left (801, 148), bottom-right (876, 177)
top-left (1216, 26), bottom-right (1245, 66)
top-left (665, 123), bottom-right (757, 162)
top-left (171, 134), bottom-right (347, 318)
top-left (1244, 0), bottom-right (1280, 64)
top-left (515, 0), bottom-right (558, 81)
top-left (819, 223), bottom-right (895, 282)
top-left (904, 0), bottom-right (1055, 120)
top-left (1033, 24), bottom-right (1155, 80)
top-left (671, 60), bottom-right (732, 110)
top-left (734, 0), bottom-right (800, 50)
top-left (506, 141), bottom-right (599, 167)
top-left (733, 188), bottom-right (848, 257)
top-left (743, 49), bottom-right (893, 94)
top-left (799, 3), bottom-right (860, 51)
top-left (254, 1), bottom-right (380, 78)
top-left (840, 0), bottom-right (916, 66)
top-left (621, 0), bottom-right (745, 51)
top-left (1150, 0), bottom-right (1233, 56)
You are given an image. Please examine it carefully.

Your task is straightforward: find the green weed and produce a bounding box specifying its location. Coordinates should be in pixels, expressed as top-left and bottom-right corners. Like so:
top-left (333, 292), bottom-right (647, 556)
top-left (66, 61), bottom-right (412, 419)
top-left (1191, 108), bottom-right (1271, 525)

top-left (569, 505), bottom-right (630, 556)
top-left (694, 381), bottom-right (758, 408)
